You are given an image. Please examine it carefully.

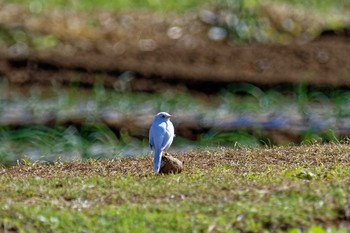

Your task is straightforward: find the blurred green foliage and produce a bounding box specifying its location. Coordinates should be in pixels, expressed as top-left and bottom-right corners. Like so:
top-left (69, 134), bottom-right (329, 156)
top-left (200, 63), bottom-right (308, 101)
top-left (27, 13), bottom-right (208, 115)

top-left (0, 0), bottom-right (349, 45)
top-left (1, 0), bottom-right (212, 11)
top-left (3, 0), bottom-right (349, 11)
top-left (1, 82), bottom-right (350, 164)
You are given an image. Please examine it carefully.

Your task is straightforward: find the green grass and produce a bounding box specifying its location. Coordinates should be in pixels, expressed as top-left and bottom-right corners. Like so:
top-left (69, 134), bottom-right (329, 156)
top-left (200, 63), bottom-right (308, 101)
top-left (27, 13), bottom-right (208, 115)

top-left (1, 0), bottom-right (213, 11)
top-left (1, 0), bottom-right (349, 45)
top-left (3, 0), bottom-right (349, 12)
top-left (270, 0), bottom-right (350, 13)
top-left (1, 144), bottom-right (350, 232)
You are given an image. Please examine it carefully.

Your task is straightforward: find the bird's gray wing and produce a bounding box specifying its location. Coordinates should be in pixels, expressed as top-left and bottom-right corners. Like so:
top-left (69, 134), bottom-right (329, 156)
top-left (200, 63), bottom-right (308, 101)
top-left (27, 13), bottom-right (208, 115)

top-left (150, 121), bottom-right (174, 151)
top-left (149, 122), bottom-right (166, 151)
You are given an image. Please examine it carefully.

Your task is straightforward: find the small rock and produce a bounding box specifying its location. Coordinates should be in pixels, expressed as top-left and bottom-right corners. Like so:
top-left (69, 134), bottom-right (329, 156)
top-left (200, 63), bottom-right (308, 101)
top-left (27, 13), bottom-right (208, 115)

top-left (208, 27), bottom-right (227, 41)
top-left (159, 154), bottom-right (183, 174)
top-left (199, 10), bottom-right (217, 25)
top-left (167, 26), bottom-right (183, 39)
top-left (138, 39), bottom-right (157, 52)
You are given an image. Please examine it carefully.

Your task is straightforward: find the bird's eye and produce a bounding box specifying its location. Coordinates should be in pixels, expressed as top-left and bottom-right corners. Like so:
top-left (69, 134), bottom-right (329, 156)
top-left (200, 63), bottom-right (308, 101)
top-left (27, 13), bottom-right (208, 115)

top-left (162, 115), bottom-right (165, 118)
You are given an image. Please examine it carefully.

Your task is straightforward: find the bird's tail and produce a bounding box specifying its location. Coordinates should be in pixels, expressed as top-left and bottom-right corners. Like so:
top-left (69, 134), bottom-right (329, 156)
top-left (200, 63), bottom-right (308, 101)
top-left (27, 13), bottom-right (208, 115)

top-left (154, 149), bottom-right (163, 173)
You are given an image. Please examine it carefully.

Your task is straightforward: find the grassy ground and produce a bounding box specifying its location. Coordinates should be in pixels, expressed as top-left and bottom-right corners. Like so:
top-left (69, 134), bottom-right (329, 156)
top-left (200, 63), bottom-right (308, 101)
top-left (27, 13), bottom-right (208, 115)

top-left (0, 1), bottom-right (349, 232)
top-left (1, 144), bottom-right (350, 232)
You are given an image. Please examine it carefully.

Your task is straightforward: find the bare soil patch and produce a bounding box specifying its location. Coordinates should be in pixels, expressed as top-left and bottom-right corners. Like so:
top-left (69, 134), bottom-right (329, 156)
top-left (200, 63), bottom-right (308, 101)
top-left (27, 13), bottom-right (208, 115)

top-left (2, 35), bottom-right (350, 93)
top-left (3, 144), bottom-right (350, 177)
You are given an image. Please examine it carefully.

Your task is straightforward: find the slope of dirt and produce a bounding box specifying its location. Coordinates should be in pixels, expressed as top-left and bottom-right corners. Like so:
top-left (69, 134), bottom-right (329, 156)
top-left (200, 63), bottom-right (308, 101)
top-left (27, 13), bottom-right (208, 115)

top-left (0, 4), bottom-right (349, 92)
top-left (2, 35), bottom-right (350, 93)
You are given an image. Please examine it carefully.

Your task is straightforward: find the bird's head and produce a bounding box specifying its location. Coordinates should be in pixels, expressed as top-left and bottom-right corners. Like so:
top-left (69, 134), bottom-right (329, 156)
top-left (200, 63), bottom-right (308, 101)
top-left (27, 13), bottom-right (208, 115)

top-left (154, 112), bottom-right (175, 121)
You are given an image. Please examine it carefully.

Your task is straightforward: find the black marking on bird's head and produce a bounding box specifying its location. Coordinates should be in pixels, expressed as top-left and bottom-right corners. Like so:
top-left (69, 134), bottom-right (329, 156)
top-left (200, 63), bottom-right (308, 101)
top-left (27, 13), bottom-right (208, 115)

top-left (154, 112), bottom-right (175, 120)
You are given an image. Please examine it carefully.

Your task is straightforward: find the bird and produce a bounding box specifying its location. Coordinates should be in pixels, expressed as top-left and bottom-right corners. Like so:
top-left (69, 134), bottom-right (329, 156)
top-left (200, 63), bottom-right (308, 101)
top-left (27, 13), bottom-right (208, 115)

top-left (149, 112), bottom-right (175, 173)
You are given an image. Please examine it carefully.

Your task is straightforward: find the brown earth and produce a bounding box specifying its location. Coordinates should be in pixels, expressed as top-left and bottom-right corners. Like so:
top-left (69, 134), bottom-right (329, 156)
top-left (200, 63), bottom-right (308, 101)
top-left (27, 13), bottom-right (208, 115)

top-left (0, 4), bottom-right (350, 93)
top-left (2, 34), bottom-right (350, 93)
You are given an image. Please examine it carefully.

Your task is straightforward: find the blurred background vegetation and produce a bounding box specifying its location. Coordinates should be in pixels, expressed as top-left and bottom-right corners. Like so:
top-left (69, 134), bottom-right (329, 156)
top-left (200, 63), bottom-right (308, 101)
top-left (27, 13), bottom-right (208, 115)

top-left (0, 0), bottom-right (350, 165)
